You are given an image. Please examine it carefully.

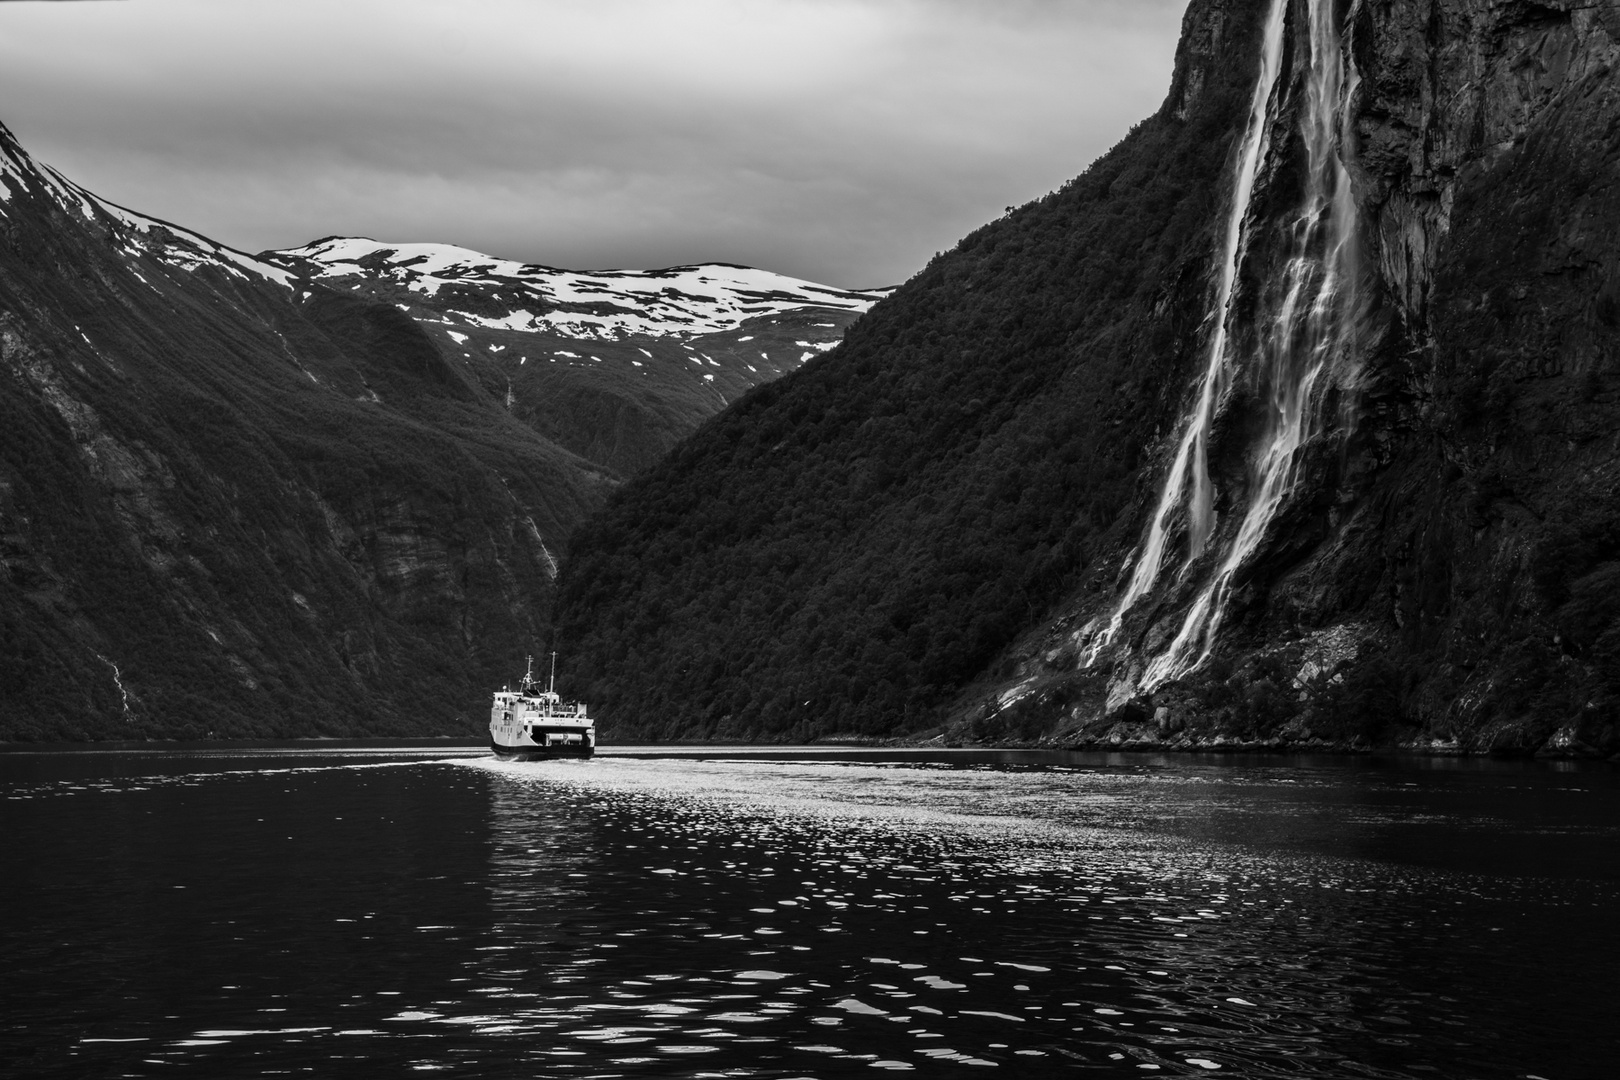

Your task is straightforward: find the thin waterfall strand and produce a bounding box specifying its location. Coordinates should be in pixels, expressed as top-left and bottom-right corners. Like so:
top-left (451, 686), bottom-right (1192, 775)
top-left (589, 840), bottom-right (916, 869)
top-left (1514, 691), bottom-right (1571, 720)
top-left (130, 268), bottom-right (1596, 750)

top-left (1143, 0), bottom-right (1363, 687)
top-left (1085, 0), bottom-right (1289, 663)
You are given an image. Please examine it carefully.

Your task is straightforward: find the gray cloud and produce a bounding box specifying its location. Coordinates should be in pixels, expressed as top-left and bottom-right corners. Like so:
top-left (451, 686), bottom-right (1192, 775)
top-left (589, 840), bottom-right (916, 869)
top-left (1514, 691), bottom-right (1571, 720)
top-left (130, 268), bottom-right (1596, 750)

top-left (0, 0), bottom-right (1186, 287)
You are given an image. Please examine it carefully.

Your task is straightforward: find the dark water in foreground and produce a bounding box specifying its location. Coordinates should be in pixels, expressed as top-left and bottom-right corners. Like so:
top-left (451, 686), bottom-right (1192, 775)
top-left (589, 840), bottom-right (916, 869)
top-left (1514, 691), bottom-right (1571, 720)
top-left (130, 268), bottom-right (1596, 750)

top-left (2, 748), bottom-right (1617, 1078)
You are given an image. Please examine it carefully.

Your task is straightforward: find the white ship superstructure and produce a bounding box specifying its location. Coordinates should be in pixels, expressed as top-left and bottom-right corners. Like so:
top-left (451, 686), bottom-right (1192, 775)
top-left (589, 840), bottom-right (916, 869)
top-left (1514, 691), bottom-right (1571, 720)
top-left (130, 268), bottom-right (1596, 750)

top-left (490, 654), bottom-right (594, 758)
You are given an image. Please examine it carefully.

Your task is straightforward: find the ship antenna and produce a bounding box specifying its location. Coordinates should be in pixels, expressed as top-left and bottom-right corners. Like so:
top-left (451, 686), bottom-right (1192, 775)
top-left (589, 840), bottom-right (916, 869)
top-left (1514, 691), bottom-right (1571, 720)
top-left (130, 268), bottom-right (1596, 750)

top-left (548, 651), bottom-right (557, 695)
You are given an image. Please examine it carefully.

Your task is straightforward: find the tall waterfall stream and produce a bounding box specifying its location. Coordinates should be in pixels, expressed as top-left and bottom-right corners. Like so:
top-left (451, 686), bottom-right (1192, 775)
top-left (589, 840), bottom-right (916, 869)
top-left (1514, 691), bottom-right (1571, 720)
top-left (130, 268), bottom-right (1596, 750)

top-left (1091, 0), bottom-right (1364, 691)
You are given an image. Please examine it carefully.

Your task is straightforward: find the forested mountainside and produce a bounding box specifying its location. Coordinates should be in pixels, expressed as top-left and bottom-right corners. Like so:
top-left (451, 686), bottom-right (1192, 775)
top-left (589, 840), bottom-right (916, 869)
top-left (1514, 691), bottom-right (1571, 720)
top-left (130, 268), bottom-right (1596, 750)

top-left (0, 121), bottom-right (875, 740)
top-left (556, 0), bottom-right (1620, 756)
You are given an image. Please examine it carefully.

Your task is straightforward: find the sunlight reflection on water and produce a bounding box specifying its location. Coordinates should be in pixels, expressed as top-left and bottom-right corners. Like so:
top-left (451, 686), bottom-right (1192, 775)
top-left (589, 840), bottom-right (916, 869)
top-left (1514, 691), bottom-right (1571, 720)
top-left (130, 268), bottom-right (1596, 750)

top-left (3, 749), bottom-right (1616, 1077)
top-left (435, 754), bottom-right (1616, 1077)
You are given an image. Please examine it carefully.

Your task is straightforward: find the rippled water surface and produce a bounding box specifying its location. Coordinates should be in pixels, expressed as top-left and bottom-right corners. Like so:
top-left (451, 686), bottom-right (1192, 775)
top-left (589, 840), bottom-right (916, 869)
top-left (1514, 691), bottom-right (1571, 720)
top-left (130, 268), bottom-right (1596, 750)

top-left (3, 747), bottom-right (1617, 1078)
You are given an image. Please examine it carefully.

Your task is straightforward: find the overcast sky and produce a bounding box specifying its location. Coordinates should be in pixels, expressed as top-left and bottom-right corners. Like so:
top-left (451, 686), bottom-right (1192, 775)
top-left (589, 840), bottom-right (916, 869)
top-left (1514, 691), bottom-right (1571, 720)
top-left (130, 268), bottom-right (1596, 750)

top-left (0, 0), bottom-right (1186, 288)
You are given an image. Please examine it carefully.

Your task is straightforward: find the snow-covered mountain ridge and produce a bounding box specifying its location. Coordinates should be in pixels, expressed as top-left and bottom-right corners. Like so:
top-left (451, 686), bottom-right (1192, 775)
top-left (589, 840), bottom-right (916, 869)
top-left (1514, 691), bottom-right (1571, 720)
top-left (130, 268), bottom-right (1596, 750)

top-left (272, 237), bottom-right (890, 340)
top-left (5, 112), bottom-right (886, 481)
top-left (267, 236), bottom-right (889, 475)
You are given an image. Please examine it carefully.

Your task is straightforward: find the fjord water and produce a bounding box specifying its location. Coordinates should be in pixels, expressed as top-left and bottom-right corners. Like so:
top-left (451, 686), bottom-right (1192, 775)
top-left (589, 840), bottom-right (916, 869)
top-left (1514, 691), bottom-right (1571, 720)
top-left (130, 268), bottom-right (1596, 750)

top-left (3, 749), bottom-right (1616, 1078)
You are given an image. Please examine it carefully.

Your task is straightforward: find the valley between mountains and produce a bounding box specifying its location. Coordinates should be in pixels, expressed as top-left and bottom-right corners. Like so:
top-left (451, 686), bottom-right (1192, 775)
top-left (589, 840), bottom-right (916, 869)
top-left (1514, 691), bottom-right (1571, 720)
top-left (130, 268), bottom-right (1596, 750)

top-left (0, 122), bottom-right (881, 739)
top-left (5, 0), bottom-right (1620, 757)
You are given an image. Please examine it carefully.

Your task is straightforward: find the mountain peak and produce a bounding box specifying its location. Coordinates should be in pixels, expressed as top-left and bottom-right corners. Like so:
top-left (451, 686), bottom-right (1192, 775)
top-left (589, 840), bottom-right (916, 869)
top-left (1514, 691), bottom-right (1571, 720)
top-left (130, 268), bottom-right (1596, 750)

top-left (0, 118), bottom-right (294, 290)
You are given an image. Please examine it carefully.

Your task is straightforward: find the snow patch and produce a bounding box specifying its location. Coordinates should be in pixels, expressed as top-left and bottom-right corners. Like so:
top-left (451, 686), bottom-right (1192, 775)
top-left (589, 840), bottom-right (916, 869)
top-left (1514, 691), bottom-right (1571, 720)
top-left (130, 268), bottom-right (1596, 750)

top-left (274, 237), bottom-right (884, 341)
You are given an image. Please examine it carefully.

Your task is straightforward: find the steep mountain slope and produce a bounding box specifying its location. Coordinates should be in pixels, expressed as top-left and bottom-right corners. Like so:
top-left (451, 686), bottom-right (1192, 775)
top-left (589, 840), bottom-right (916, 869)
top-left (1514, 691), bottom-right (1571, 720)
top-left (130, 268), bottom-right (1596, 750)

top-left (0, 121), bottom-right (580, 739)
top-left (998, 0), bottom-right (1620, 756)
top-left (554, 0), bottom-right (1280, 740)
top-left (0, 120), bottom-right (876, 740)
top-left (554, 0), bottom-right (1620, 755)
top-left (270, 239), bottom-right (885, 477)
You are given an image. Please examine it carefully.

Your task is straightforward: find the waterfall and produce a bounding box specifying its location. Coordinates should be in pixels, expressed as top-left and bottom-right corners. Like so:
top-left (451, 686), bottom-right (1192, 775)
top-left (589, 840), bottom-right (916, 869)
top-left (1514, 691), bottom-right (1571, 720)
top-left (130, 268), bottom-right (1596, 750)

top-left (1089, 0), bottom-right (1363, 686)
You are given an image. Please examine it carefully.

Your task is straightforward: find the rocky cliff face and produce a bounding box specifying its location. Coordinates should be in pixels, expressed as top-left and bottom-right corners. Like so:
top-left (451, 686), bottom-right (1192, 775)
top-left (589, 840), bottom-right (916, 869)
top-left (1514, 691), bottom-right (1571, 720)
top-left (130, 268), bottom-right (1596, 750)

top-left (981, 0), bottom-right (1620, 756)
top-left (1349, 0), bottom-right (1620, 752)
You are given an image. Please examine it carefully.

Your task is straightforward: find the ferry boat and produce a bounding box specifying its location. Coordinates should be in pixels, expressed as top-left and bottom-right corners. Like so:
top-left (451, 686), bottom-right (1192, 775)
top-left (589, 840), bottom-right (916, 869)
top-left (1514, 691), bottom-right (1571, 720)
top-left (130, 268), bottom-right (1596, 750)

top-left (490, 654), bottom-right (595, 758)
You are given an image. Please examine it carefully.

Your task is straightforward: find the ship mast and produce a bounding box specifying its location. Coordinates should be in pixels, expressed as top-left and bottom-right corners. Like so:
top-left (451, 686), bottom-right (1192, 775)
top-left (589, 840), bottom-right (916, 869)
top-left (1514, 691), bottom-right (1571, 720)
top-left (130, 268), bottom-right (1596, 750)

top-left (548, 651), bottom-right (557, 695)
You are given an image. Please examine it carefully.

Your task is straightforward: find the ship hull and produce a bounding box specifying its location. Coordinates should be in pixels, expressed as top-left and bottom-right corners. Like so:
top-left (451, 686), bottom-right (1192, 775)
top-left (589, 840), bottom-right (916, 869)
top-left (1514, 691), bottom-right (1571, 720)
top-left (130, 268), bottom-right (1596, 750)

top-left (490, 739), bottom-right (595, 760)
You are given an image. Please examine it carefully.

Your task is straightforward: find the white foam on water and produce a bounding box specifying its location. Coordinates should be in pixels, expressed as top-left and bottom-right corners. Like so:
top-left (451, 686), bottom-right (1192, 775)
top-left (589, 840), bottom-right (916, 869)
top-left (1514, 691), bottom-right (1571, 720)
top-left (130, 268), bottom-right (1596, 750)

top-left (463, 755), bottom-right (1090, 844)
